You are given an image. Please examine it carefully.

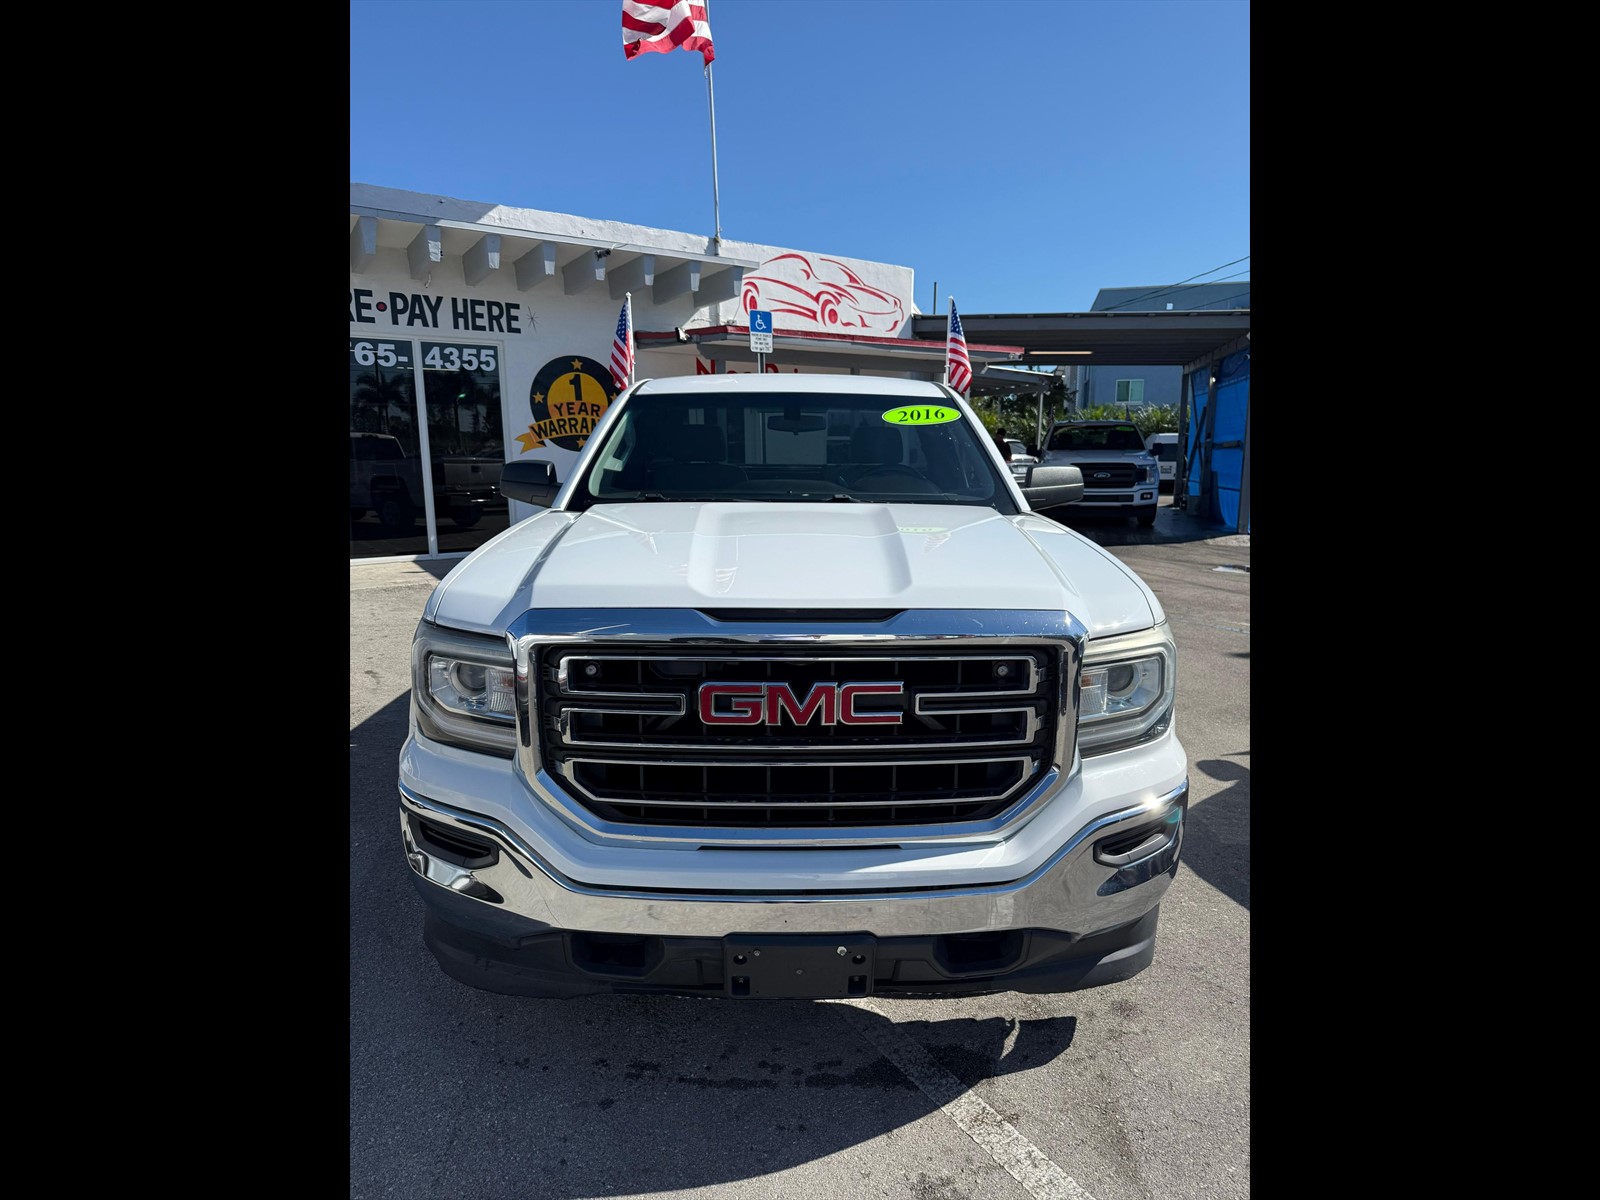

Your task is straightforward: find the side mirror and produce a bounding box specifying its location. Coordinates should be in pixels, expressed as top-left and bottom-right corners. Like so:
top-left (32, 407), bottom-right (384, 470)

top-left (499, 459), bottom-right (559, 508)
top-left (1020, 465), bottom-right (1084, 509)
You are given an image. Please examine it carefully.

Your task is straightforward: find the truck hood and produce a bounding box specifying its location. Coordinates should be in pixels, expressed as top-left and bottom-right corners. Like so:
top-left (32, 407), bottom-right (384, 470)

top-left (424, 502), bottom-right (1162, 638)
top-left (1042, 448), bottom-right (1154, 464)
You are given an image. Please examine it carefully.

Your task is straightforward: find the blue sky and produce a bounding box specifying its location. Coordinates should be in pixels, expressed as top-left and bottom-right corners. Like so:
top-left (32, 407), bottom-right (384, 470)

top-left (349, 0), bottom-right (1249, 314)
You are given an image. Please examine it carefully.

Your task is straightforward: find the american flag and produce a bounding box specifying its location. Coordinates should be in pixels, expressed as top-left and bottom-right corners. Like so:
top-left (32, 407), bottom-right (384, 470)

top-left (623, 2), bottom-right (716, 65)
top-left (610, 294), bottom-right (635, 391)
top-left (945, 297), bottom-right (973, 396)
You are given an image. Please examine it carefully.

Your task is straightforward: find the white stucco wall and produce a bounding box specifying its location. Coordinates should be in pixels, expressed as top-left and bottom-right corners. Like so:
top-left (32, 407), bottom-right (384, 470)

top-left (350, 185), bottom-right (922, 503)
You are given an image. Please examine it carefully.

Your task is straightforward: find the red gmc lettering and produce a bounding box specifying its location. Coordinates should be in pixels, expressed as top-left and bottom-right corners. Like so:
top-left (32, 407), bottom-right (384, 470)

top-left (700, 682), bottom-right (904, 726)
top-left (767, 683), bottom-right (837, 725)
top-left (838, 683), bottom-right (905, 724)
top-left (698, 683), bottom-right (765, 724)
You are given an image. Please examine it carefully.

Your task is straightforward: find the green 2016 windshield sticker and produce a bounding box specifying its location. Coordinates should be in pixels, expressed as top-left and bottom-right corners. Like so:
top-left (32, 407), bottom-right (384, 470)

top-left (881, 405), bottom-right (959, 425)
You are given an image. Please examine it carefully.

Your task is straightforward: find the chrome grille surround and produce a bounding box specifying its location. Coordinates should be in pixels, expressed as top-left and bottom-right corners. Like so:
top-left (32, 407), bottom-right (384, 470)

top-left (505, 608), bottom-right (1086, 846)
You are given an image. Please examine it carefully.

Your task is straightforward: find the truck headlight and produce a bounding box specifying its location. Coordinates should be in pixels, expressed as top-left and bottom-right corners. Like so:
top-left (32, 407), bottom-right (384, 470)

top-left (429, 660), bottom-right (515, 719)
top-left (411, 622), bottom-right (517, 756)
top-left (1140, 464), bottom-right (1158, 484)
top-left (1077, 624), bottom-right (1176, 755)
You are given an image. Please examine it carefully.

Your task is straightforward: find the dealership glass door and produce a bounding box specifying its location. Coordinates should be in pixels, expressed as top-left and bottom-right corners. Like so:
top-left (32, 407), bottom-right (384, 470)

top-left (420, 341), bottom-right (509, 556)
top-left (350, 338), bottom-right (428, 558)
top-left (350, 337), bottom-right (508, 560)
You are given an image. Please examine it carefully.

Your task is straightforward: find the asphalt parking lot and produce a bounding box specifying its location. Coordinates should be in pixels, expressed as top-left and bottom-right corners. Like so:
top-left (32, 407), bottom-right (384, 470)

top-left (350, 495), bottom-right (1249, 1200)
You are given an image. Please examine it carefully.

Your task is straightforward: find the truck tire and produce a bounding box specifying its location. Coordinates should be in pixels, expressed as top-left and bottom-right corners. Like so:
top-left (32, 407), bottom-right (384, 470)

top-left (451, 508), bottom-right (482, 529)
top-left (1136, 508), bottom-right (1157, 528)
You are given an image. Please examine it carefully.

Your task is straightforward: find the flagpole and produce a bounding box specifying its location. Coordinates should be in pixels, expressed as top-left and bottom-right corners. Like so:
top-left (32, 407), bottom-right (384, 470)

top-left (704, 2), bottom-right (723, 254)
top-left (625, 291), bottom-right (635, 386)
top-left (943, 296), bottom-right (952, 386)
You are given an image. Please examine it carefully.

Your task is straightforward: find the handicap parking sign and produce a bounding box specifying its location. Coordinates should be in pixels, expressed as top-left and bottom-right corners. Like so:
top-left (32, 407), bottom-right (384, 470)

top-left (749, 309), bottom-right (773, 353)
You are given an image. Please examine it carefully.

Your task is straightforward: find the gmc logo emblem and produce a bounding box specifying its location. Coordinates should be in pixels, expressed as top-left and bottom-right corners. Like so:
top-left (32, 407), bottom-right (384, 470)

top-left (699, 682), bottom-right (905, 726)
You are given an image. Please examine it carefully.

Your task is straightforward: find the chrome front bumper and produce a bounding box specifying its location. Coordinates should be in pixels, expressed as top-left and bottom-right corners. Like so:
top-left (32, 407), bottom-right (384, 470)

top-left (400, 779), bottom-right (1186, 940)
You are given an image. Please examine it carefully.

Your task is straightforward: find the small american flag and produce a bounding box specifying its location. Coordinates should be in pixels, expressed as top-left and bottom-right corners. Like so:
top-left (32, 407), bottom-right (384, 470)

top-left (945, 298), bottom-right (973, 396)
top-left (623, 1), bottom-right (716, 65)
top-left (610, 294), bottom-right (635, 391)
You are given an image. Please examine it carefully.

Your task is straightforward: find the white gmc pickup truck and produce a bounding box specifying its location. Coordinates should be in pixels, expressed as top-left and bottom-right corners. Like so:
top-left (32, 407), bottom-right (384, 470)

top-left (399, 374), bottom-right (1187, 999)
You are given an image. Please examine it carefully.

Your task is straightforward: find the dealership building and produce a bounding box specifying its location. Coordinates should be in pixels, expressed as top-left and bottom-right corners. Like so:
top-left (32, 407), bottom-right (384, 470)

top-left (350, 182), bottom-right (1251, 560)
top-left (349, 182), bottom-right (1038, 562)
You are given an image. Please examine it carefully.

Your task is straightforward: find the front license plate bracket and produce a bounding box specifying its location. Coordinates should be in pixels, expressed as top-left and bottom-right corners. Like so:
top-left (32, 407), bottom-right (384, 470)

top-left (723, 934), bottom-right (875, 998)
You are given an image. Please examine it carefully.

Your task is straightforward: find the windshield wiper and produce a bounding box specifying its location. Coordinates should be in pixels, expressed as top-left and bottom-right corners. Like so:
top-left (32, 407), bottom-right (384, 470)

top-left (760, 492), bottom-right (864, 502)
top-left (628, 491), bottom-right (866, 503)
top-left (631, 493), bottom-right (722, 502)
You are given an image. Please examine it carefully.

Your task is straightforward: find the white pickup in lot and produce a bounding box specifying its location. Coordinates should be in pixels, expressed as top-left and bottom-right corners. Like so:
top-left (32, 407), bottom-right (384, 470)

top-left (398, 374), bottom-right (1185, 1000)
top-left (1041, 419), bottom-right (1162, 526)
top-left (1145, 432), bottom-right (1179, 491)
top-left (1003, 437), bottom-right (1040, 482)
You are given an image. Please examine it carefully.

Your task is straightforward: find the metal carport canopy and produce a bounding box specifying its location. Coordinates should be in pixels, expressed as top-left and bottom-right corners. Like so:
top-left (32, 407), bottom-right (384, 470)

top-left (914, 308), bottom-right (1253, 534)
top-left (910, 309), bottom-right (1251, 369)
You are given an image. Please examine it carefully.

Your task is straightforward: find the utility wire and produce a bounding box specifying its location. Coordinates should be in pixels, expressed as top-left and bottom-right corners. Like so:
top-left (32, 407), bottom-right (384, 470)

top-left (1099, 256), bottom-right (1251, 311)
top-left (1108, 276), bottom-right (1252, 312)
top-left (1170, 288), bottom-right (1250, 310)
top-left (1131, 270), bottom-right (1253, 309)
top-left (1100, 270), bottom-right (1250, 312)
top-left (1098, 256), bottom-right (1250, 310)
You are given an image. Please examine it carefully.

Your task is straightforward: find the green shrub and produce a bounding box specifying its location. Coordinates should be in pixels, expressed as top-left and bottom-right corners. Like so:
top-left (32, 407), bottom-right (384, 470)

top-left (1071, 404), bottom-right (1179, 440)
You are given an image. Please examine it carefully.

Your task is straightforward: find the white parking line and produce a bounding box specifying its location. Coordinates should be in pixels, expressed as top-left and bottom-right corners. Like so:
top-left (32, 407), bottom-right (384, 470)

top-left (834, 998), bottom-right (1097, 1200)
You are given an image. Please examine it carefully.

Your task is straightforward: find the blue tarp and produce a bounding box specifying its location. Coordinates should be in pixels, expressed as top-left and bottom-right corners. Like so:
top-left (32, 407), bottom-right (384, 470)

top-left (1184, 350), bottom-right (1250, 531)
top-left (1184, 369), bottom-right (1205, 510)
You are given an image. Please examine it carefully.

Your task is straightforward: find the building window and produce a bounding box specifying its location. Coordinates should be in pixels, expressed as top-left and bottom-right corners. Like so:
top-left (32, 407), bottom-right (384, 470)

top-left (351, 339), bottom-right (428, 559)
top-left (1115, 379), bottom-right (1145, 405)
top-left (421, 341), bottom-right (509, 555)
top-left (350, 337), bottom-right (508, 560)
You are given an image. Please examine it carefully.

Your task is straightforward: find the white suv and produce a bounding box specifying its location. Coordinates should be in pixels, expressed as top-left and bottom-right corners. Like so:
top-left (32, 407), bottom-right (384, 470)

top-left (1145, 432), bottom-right (1178, 491)
top-left (1041, 420), bottom-right (1161, 527)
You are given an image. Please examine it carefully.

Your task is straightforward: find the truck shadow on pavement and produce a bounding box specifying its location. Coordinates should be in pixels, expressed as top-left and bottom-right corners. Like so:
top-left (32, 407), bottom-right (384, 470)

top-left (1037, 502), bottom-right (1238, 547)
top-left (351, 695), bottom-right (1089, 1194)
top-left (1176, 756), bottom-right (1251, 910)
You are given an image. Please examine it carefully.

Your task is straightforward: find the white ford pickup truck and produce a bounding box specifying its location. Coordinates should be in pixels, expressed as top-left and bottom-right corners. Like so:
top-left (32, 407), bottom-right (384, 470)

top-left (399, 374), bottom-right (1187, 999)
top-left (1041, 419), bottom-right (1162, 527)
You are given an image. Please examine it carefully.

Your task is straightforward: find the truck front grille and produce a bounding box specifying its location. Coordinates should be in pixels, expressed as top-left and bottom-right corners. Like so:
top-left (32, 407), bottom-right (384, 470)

top-left (1076, 462), bottom-right (1138, 487)
top-left (536, 645), bottom-right (1063, 828)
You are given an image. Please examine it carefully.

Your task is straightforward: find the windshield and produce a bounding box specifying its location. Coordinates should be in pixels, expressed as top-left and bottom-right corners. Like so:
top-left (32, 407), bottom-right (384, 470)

top-left (567, 390), bottom-right (1016, 511)
top-left (1047, 424), bottom-right (1146, 452)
